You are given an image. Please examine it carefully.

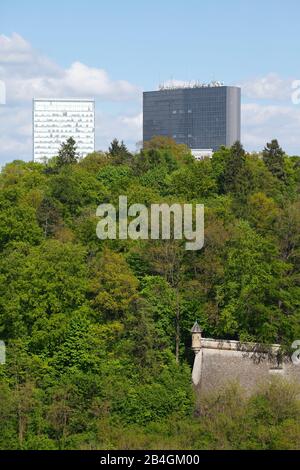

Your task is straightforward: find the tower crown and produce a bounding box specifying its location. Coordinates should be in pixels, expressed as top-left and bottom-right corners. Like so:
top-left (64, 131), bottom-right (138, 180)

top-left (191, 321), bottom-right (202, 353)
top-left (191, 321), bottom-right (202, 333)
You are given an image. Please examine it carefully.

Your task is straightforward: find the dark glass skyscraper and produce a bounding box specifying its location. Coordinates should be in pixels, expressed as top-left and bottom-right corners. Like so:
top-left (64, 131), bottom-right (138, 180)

top-left (143, 85), bottom-right (241, 151)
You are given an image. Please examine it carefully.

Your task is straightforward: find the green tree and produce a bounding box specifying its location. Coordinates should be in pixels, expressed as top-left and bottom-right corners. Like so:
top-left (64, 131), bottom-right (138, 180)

top-left (57, 137), bottom-right (79, 166)
top-left (0, 240), bottom-right (88, 338)
top-left (263, 139), bottom-right (286, 181)
top-left (89, 248), bottom-right (139, 320)
top-left (223, 141), bottom-right (246, 194)
top-left (216, 221), bottom-right (291, 343)
top-left (108, 139), bottom-right (132, 165)
top-left (36, 196), bottom-right (63, 237)
top-left (0, 205), bottom-right (42, 251)
top-left (143, 136), bottom-right (192, 164)
top-left (132, 148), bottom-right (178, 176)
top-left (0, 136), bottom-right (300, 450)
top-left (167, 159), bottom-right (217, 199)
top-left (79, 151), bottom-right (110, 173)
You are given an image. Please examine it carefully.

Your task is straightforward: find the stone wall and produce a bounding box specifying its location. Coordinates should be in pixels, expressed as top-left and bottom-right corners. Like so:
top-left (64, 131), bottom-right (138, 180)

top-left (192, 337), bottom-right (300, 396)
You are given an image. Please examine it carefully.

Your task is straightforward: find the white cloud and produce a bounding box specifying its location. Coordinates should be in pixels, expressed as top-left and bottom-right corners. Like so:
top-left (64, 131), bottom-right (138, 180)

top-left (119, 112), bottom-right (143, 130)
top-left (95, 112), bottom-right (142, 150)
top-left (0, 33), bottom-right (142, 163)
top-left (5, 63), bottom-right (139, 103)
top-left (0, 33), bottom-right (61, 78)
top-left (1, 35), bottom-right (300, 164)
top-left (0, 33), bottom-right (140, 103)
top-left (239, 73), bottom-right (294, 101)
top-left (239, 74), bottom-right (300, 153)
top-left (63, 62), bottom-right (138, 100)
top-left (0, 33), bottom-right (36, 65)
top-left (242, 102), bottom-right (300, 154)
top-left (0, 106), bottom-right (33, 161)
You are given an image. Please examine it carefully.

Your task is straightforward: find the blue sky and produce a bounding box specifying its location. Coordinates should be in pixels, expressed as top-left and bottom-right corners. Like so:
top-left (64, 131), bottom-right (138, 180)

top-left (2, 0), bottom-right (300, 85)
top-left (1, 0), bottom-right (300, 162)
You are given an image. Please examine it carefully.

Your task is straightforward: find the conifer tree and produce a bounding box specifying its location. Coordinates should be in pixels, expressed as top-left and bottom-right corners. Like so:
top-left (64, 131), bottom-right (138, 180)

top-left (263, 139), bottom-right (286, 181)
top-left (57, 137), bottom-right (79, 166)
top-left (108, 138), bottom-right (132, 164)
top-left (223, 140), bottom-right (246, 193)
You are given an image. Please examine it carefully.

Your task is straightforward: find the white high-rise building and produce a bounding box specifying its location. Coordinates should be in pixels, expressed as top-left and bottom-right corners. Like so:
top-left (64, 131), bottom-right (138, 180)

top-left (33, 98), bottom-right (95, 163)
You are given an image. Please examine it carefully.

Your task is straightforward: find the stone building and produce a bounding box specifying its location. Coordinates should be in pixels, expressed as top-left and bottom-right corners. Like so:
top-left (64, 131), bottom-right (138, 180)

top-left (191, 322), bottom-right (300, 395)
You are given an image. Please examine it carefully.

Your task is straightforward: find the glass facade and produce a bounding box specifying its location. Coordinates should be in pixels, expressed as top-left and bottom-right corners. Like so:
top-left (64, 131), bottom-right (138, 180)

top-left (143, 86), bottom-right (241, 151)
top-left (33, 99), bottom-right (95, 163)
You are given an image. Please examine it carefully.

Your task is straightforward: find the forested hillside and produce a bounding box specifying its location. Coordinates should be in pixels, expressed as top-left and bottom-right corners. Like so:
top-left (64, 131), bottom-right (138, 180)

top-left (0, 137), bottom-right (300, 449)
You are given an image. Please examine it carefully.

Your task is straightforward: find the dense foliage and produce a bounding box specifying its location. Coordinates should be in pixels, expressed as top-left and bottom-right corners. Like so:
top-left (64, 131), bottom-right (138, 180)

top-left (0, 137), bottom-right (299, 449)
